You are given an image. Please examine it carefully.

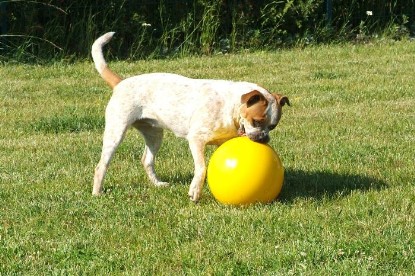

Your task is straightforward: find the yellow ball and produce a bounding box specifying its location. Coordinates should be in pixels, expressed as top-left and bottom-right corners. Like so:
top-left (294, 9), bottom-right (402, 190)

top-left (207, 136), bottom-right (284, 205)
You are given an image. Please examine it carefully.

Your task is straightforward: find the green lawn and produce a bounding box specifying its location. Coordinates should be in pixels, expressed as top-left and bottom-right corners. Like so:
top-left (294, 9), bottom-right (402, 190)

top-left (1, 40), bottom-right (414, 274)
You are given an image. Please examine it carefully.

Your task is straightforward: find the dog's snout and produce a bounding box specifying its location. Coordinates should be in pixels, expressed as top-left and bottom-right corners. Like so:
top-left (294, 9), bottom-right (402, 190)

top-left (256, 134), bottom-right (270, 144)
top-left (247, 131), bottom-right (270, 144)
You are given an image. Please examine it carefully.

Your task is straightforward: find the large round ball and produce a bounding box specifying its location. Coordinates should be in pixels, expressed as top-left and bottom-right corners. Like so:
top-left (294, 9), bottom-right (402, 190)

top-left (207, 137), bottom-right (284, 205)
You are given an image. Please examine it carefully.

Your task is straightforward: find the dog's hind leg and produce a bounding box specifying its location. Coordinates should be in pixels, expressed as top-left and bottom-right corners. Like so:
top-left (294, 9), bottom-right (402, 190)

top-left (93, 123), bottom-right (128, 195)
top-left (135, 125), bottom-right (169, 187)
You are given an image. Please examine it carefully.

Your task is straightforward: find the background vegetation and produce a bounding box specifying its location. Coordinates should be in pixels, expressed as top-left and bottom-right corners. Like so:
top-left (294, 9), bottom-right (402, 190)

top-left (1, 0), bottom-right (414, 62)
top-left (1, 40), bottom-right (414, 274)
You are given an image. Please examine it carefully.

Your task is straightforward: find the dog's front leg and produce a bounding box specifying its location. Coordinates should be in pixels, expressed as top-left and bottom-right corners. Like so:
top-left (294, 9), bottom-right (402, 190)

top-left (187, 139), bottom-right (207, 202)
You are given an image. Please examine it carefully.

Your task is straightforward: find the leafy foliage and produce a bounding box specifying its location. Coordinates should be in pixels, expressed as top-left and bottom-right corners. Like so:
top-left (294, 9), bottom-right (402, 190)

top-left (0, 0), bottom-right (414, 62)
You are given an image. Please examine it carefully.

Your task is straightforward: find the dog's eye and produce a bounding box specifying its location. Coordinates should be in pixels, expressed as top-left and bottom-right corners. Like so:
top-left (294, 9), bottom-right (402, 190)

top-left (253, 120), bottom-right (264, 127)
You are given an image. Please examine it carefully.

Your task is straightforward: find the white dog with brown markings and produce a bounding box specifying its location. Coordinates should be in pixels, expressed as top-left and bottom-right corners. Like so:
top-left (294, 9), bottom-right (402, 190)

top-left (91, 32), bottom-right (290, 202)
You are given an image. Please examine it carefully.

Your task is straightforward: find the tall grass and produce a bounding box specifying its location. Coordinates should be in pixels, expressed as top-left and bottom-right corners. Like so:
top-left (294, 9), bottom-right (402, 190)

top-left (199, 0), bottom-right (221, 55)
top-left (1, 0), bottom-right (413, 62)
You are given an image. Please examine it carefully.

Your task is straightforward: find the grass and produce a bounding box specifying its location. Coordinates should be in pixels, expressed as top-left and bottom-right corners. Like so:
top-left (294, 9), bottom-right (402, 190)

top-left (1, 40), bottom-right (414, 274)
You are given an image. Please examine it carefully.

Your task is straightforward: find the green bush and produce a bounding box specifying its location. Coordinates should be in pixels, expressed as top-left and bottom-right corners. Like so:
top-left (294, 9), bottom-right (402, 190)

top-left (0, 0), bottom-right (413, 62)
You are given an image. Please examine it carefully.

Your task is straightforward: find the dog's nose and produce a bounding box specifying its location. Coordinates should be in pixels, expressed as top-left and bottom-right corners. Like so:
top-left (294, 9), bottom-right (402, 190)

top-left (256, 135), bottom-right (270, 144)
top-left (249, 132), bottom-right (270, 144)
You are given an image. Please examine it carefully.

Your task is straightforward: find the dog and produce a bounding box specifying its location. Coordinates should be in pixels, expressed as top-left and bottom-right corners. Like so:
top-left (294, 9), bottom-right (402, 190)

top-left (91, 32), bottom-right (290, 202)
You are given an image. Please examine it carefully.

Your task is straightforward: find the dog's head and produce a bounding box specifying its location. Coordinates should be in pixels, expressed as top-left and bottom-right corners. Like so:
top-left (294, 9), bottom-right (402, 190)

top-left (239, 90), bottom-right (290, 143)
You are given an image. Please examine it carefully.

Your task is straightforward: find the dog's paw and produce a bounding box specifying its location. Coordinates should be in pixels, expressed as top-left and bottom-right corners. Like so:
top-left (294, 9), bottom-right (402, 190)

top-left (188, 189), bottom-right (201, 203)
top-left (92, 189), bottom-right (103, 196)
top-left (154, 181), bottom-right (170, 187)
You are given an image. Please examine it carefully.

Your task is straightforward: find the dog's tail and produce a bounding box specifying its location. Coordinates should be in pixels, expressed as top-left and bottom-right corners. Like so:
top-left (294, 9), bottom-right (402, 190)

top-left (91, 32), bottom-right (122, 89)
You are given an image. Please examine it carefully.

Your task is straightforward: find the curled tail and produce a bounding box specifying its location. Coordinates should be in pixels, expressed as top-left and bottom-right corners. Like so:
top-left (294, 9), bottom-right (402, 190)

top-left (91, 32), bottom-right (122, 89)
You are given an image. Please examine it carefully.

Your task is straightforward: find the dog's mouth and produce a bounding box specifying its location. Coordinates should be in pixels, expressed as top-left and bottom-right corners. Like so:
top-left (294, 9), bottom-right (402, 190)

top-left (238, 124), bottom-right (246, 136)
top-left (238, 125), bottom-right (270, 144)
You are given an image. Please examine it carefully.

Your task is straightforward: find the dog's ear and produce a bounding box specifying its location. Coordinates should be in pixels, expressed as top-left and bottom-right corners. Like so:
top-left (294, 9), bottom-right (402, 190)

top-left (273, 93), bottom-right (291, 107)
top-left (240, 90), bottom-right (268, 121)
top-left (241, 90), bottom-right (267, 107)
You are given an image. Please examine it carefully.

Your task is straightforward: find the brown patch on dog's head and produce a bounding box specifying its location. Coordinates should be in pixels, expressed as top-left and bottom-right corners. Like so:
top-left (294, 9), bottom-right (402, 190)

top-left (239, 90), bottom-right (271, 143)
top-left (240, 90), bottom-right (268, 123)
top-left (239, 90), bottom-right (290, 143)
